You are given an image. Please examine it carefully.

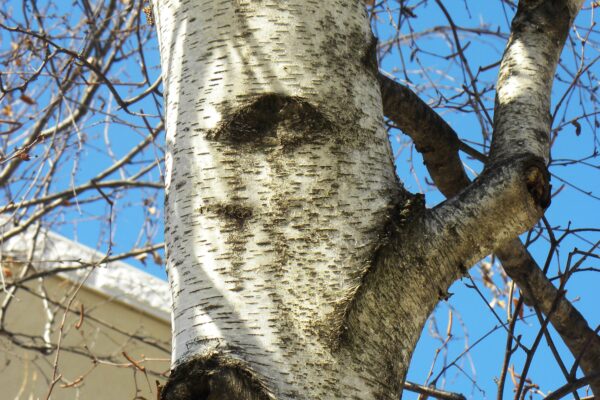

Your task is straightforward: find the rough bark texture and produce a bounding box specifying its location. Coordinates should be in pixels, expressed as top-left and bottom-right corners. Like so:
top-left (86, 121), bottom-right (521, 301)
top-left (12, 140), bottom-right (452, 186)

top-left (152, 1), bottom-right (561, 399)
top-left (493, 0), bottom-right (576, 164)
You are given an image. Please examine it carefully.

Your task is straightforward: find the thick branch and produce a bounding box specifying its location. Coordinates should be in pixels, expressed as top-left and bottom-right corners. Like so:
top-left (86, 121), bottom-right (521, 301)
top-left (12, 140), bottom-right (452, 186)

top-left (403, 156), bottom-right (548, 277)
top-left (382, 73), bottom-right (600, 398)
top-left (491, 0), bottom-right (582, 164)
top-left (492, 0), bottom-right (599, 393)
top-left (379, 0), bottom-right (600, 394)
top-left (378, 73), bottom-right (471, 198)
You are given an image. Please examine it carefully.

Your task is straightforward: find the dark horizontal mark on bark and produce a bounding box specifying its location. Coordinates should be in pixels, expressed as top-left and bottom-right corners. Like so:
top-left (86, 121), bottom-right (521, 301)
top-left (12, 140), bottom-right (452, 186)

top-left (209, 93), bottom-right (332, 149)
top-left (197, 202), bottom-right (254, 228)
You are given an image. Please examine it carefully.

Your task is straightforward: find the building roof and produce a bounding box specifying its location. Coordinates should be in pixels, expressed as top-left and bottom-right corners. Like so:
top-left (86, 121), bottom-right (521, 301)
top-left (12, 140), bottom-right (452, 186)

top-left (1, 224), bottom-right (170, 322)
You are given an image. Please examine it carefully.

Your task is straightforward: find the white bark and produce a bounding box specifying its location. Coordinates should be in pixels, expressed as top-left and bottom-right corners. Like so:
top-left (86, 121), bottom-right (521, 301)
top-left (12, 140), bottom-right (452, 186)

top-left (492, 0), bottom-right (584, 164)
top-left (154, 1), bottom-right (407, 398)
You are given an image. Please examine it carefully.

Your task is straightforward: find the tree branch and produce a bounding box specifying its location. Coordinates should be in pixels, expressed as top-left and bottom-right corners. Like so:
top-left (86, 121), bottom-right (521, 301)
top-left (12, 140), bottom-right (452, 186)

top-left (378, 73), bottom-right (476, 198)
top-left (379, 0), bottom-right (600, 395)
top-left (379, 73), bottom-right (600, 400)
top-left (403, 381), bottom-right (466, 400)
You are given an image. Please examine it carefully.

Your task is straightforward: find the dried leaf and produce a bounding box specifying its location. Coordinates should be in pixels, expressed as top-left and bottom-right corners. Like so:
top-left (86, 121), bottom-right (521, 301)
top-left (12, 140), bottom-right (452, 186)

top-left (20, 94), bottom-right (36, 105)
top-left (513, 298), bottom-right (524, 319)
top-left (572, 120), bottom-right (581, 136)
top-left (2, 266), bottom-right (12, 278)
top-left (134, 252), bottom-right (148, 265)
top-left (75, 303), bottom-right (85, 329)
top-left (143, 4), bottom-right (154, 26)
top-left (1, 105), bottom-right (12, 117)
top-left (152, 252), bottom-right (163, 265)
top-left (480, 261), bottom-right (495, 290)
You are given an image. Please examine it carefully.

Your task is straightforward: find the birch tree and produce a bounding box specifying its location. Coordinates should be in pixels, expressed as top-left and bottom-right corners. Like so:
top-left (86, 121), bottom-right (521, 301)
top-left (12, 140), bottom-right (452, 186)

top-left (150, 1), bottom-right (600, 399)
top-left (1, 0), bottom-right (599, 399)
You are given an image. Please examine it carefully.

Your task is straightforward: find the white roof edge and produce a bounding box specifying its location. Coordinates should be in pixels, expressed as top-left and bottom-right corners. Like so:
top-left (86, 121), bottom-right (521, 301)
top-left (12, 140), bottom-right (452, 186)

top-left (1, 222), bottom-right (171, 323)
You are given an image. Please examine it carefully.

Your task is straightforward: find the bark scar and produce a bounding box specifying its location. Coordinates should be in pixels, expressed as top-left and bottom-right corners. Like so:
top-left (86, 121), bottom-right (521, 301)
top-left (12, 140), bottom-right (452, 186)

top-left (209, 94), bottom-right (331, 149)
top-left (161, 353), bottom-right (273, 400)
top-left (524, 158), bottom-right (551, 209)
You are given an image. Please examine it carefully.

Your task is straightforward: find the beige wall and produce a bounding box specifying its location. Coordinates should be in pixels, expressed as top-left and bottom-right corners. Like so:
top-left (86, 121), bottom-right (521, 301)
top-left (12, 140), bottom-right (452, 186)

top-left (0, 275), bottom-right (171, 400)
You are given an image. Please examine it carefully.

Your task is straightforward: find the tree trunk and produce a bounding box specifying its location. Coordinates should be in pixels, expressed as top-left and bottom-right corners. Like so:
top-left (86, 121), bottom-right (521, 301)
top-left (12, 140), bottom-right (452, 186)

top-left (151, 1), bottom-right (559, 399)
